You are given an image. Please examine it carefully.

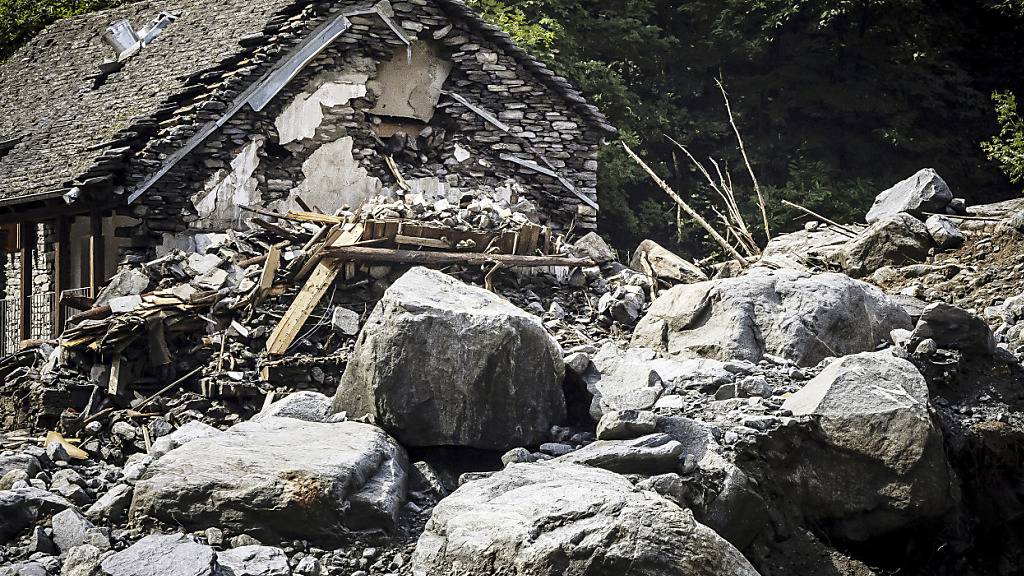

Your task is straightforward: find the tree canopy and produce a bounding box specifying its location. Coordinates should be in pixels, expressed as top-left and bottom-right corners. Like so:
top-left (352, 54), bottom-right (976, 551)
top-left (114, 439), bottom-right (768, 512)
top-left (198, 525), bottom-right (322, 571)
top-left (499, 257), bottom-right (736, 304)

top-left (3, 0), bottom-right (1024, 255)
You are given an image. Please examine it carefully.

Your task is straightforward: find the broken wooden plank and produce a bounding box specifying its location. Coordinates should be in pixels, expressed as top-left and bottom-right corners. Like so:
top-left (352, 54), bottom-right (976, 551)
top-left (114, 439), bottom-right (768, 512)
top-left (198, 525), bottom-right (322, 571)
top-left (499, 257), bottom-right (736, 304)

top-left (321, 246), bottom-right (594, 268)
top-left (252, 244), bottom-right (281, 309)
top-left (265, 223), bottom-right (364, 355)
top-left (286, 211), bottom-right (346, 225)
top-left (394, 234), bottom-right (450, 249)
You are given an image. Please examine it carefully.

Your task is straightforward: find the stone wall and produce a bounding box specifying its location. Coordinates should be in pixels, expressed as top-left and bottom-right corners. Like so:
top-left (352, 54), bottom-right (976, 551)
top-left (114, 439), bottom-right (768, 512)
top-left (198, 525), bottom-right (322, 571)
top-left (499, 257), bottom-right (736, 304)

top-left (125, 0), bottom-right (604, 247)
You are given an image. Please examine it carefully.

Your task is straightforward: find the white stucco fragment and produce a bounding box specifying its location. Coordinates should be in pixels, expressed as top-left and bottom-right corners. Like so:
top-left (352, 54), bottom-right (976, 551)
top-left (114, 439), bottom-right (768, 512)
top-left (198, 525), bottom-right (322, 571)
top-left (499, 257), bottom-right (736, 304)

top-left (281, 136), bottom-right (382, 213)
top-left (191, 138), bottom-right (262, 230)
top-left (276, 73), bottom-right (369, 145)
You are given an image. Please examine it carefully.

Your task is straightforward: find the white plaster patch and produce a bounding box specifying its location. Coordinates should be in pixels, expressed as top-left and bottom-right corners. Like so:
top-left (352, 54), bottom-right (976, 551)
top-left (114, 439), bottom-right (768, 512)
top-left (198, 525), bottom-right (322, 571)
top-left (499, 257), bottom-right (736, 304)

top-left (282, 136), bottom-right (382, 214)
top-left (190, 138), bottom-right (262, 231)
top-left (368, 41), bottom-right (452, 122)
top-left (276, 74), bottom-right (369, 145)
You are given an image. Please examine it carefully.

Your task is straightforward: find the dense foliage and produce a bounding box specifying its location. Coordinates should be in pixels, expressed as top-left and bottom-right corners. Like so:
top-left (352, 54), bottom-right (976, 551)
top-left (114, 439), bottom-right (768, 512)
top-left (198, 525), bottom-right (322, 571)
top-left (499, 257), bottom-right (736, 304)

top-left (472, 0), bottom-right (1024, 254)
top-left (3, 0), bottom-right (1024, 255)
top-left (0, 0), bottom-right (124, 61)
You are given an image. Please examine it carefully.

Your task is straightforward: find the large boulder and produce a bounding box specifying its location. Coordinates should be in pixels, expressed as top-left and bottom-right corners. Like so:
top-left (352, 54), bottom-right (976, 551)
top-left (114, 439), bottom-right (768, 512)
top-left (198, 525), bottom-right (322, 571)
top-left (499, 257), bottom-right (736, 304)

top-left (333, 267), bottom-right (565, 450)
top-left (0, 488), bottom-right (71, 543)
top-left (910, 302), bottom-right (996, 356)
top-left (130, 418), bottom-right (407, 544)
top-left (865, 168), bottom-right (953, 223)
top-left (556, 433), bottom-right (685, 475)
top-left (924, 214), bottom-right (965, 250)
top-left (779, 351), bottom-right (954, 540)
top-left (629, 239), bottom-right (707, 284)
top-left (411, 462), bottom-right (759, 576)
top-left (760, 226), bottom-right (851, 271)
top-left (838, 213), bottom-right (933, 277)
top-left (100, 533), bottom-right (216, 576)
top-left (632, 269), bottom-right (911, 367)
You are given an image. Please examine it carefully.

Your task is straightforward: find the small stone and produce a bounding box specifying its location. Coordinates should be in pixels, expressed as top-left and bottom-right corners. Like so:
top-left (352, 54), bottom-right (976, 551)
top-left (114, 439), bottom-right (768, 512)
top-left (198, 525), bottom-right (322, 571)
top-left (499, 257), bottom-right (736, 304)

top-left (205, 527), bottom-right (224, 547)
top-left (915, 338), bottom-right (938, 356)
top-left (538, 443), bottom-right (574, 457)
top-left (332, 307), bottom-right (361, 336)
top-left (500, 447), bottom-right (536, 466)
top-left (596, 410), bottom-right (657, 441)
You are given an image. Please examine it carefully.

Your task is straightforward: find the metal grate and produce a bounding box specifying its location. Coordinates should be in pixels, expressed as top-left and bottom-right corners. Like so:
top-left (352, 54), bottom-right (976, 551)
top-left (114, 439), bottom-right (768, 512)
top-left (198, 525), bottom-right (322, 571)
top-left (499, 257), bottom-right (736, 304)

top-left (29, 290), bottom-right (53, 340)
top-left (0, 298), bottom-right (19, 357)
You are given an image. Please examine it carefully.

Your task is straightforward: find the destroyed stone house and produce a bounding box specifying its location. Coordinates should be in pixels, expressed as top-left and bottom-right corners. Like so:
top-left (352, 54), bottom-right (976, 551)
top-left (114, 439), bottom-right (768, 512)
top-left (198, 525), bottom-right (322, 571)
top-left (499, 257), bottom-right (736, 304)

top-left (0, 0), bottom-right (615, 356)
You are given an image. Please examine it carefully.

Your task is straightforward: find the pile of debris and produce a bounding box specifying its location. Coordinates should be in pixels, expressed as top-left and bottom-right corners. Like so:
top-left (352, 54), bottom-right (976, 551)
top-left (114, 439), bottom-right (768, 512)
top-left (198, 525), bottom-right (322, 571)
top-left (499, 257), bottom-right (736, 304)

top-left (1, 167), bottom-right (1023, 576)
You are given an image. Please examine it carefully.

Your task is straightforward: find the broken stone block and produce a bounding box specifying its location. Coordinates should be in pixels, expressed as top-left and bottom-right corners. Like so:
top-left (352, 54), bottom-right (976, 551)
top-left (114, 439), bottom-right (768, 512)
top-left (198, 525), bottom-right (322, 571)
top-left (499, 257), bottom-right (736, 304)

top-left (130, 418), bottom-right (408, 544)
top-left (910, 302), bottom-right (996, 356)
top-left (629, 239), bottom-right (708, 284)
top-left (924, 214), bottom-right (966, 250)
top-left (216, 545), bottom-right (291, 576)
top-left (572, 231), bottom-right (616, 264)
top-left (556, 433), bottom-right (684, 475)
top-left (411, 463), bottom-right (758, 576)
top-left (93, 269), bottom-right (150, 307)
top-left (865, 168), bottom-right (954, 223)
top-left (331, 306), bottom-right (360, 336)
top-left (100, 534), bottom-right (217, 576)
top-left (333, 267), bottom-right (565, 450)
top-left (595, 410), bottom-right (658, 440)
top-left (838, 213), bottom-right (933, 277)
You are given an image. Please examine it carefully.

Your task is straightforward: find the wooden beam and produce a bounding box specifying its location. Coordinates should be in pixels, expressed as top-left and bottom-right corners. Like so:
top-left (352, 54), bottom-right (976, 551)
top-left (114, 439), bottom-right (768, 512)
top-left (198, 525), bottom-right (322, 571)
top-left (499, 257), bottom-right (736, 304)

top-left (320, 246), bottom-right (595, 268)
top-left (89, 213), bottom-right (105, 299)
top-left (18, 223), bottom-right (33, 341)
top-left (53, 217), bottom-right (70, 335)
top-left (265, 223), bottom-right (364, 356)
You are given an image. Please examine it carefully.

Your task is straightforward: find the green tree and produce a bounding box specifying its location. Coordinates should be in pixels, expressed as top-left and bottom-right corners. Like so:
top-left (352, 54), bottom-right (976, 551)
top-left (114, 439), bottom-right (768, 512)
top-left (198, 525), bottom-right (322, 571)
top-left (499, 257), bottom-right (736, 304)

top-left (983, 91), bottom-right (1024, 185)
top-left (0, 0), bottom-right (125, 61)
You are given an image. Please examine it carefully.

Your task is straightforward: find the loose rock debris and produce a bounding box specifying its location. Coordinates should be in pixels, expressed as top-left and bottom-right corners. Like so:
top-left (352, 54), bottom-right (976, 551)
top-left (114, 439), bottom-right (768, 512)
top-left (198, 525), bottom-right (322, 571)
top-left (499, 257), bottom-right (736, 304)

top-left (2, 167), bottom-right (1024, 576)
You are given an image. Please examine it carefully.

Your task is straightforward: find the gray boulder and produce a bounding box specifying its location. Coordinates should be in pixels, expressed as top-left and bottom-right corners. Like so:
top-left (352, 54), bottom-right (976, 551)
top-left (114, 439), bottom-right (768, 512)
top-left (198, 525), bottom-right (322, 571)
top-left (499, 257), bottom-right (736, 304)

top-left (411, 462), bottom-right (759, 576)
top-left (215, 545), bottom-right (290, 576)
top-left (0, 488), bottom-right (72, 543)
top-left (333, 267), bottom-right (565, 450)
top-left (85, 484), bottom-right (133, 524)
top-left (556, 433), bottom-right (684, 475)
top-left (100, 533), bottom-right (216, 576)
top-left (781, 351), bottom-right (954, 540)
top-left (130, 418), bottom-right (408, 544)
top-left (629, 239), bottom-right (707, 284)
top-left (0, 454), bottom-right (42, 480)
top-left (910, 302), bottom-right (996, 356)
top-left (572, 231), bottom-right (616, 264)
top-left (656, 416), bottom-right (718, 461)
top-left (760, 226), bottom-right (851, 271)
top-left (633, 269), bottom-right (911, 367)
top-left (583, 344), bottom-right (666, 419)
top-left (925, 214), bottom-right (965, 249)
top-left (838, 213), bottom-right (933, 277)
top-left (865, 168), bottom-right (953, 223)
top-left (596, 410), bottom-right (657, 440)
top-left (51, 508), bottom-right (94, 552)
top-left (252, 391), bottom-right (332, 423)
top-left (149, 420), bottom-right (224, 461)
top-left (62, 544), bottom-right (102, 576)
top-left (698, 452), bottom-right (770, 551)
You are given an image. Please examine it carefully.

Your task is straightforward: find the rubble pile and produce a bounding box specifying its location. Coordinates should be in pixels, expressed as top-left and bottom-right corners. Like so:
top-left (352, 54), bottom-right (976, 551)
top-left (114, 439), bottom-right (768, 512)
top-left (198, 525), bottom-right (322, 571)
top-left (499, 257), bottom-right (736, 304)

top-left (2, 166), bottom-right (1024, 576)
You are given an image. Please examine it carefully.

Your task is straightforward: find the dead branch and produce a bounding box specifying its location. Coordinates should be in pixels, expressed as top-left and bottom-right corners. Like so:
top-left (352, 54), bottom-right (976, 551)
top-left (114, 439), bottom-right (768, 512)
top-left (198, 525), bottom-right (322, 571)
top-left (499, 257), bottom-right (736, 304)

top-left (780, 200), bottom-right (859, 238)
top-left (717, 78), bottom-right (770, 241)
top-left (621, 142), bottom-right (749, 267)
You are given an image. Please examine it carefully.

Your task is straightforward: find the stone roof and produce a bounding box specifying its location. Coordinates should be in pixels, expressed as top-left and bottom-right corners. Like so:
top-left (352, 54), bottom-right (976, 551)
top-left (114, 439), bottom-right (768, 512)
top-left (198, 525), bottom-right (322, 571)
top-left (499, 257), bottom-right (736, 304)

top-left (0, 0), bottom-right (615, 207)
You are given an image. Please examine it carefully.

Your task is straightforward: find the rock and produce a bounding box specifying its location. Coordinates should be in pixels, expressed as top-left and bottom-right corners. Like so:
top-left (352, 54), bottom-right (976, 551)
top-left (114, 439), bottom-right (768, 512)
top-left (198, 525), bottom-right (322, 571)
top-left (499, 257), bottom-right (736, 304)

top-left (149, 420), bottom-right (225, 460)
top-left (130, 418), bottom-right (407, 543)
top-left (572, 231), bottom-right (616, 264)
top-left (582, 344), bottom-right (665, 419)
top-left (215, 545), bottom-right (290, 576)
top-left (865, 168), bottom-right (953, 223)
top-left (252, 391), bottom-right (332, 423)
top-left (597, 285), bottom-right (645, 324)
top-left (100, 534), bottom-right (216, 576)
top-left (924, 214), bottom-right (965, 249)
top-left (838, 213), bottom-right (933, 277)
top-left (62, 544), bottom-right (102, 576)
top-left (538, 442), bottom-right (574, 457)
top-left (500, 447), bottom-right (536, 466)
top-left (595, 410), bottom-right (658, 440)
top-left (781, 351), bottom-right (954, 540)
top-left (910, 302), bottom-right (996, 356)
top-left (85, 484), bottom-right (133, 524)
top-left (27, 526), bottom-right (55, 555)
top-left (629, 239), bottom-right (707, 284)
top-left (333, 267), bottom-right (565, 450)
top-left (0, 488), bottom-right (72, 543)
top-left (411, 462), bottom-right (758, 576)
top-left (0, 469), bottom-right (29, 491)
top-left (51, 508), bottom-right (94, 552)
top-left (633, 269), bottom-right (911, 367)
top-left (204, 527), bottom-right (223, 548)
top-left (760, 227), bottom-right (851, 271)
top-left (93, 269), bottom-right (150, 307)
top-left (556, 433), bottom-right (684, 475)
top-left (656, 416), bottom-right (718, 460)
top-left (331, 306), bottom-right (361, 336)
top-left (698, 452), bottom-right (770, 551)
top-left (294, 556), bottom-right (320, 576)
top-left (0, 454), bottom-right (41, 480)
